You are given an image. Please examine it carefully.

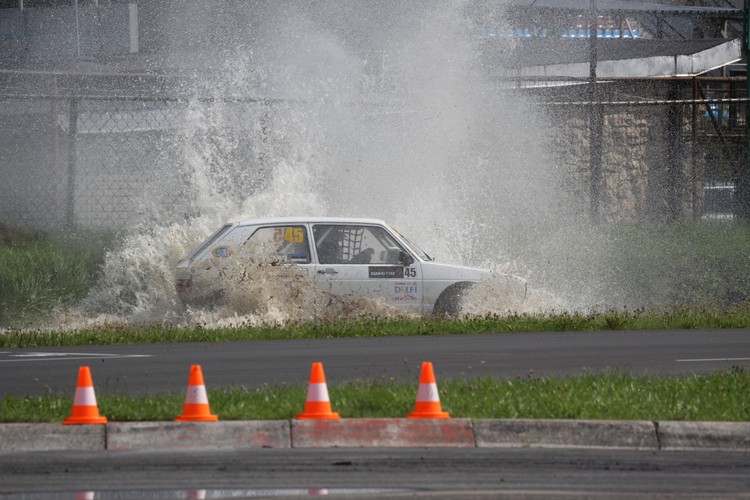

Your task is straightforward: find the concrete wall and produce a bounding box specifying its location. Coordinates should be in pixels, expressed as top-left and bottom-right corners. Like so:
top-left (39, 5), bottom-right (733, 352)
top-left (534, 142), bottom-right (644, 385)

top-left (552, 100), bottom-right (700, 222)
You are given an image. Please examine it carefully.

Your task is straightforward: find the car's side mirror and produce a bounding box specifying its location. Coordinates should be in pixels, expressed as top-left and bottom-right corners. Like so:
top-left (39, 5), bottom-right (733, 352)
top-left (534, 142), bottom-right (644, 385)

top-left (399, 252), bottom-right (414, 266)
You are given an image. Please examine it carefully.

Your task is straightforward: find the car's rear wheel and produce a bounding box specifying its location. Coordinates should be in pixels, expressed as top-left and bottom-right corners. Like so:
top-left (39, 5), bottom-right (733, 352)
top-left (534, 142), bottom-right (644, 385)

top-left (433, 282), bottom-right (474, 317)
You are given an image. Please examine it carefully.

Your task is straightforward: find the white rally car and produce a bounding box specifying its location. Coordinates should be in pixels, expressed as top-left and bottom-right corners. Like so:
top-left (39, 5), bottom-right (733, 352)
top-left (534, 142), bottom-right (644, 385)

top-left (176, 217), bottom-right (502, 316)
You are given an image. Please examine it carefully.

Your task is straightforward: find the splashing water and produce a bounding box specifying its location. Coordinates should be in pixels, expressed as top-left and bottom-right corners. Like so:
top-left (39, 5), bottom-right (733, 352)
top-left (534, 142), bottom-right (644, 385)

top-left (55, 1), bottom-right (578, 330)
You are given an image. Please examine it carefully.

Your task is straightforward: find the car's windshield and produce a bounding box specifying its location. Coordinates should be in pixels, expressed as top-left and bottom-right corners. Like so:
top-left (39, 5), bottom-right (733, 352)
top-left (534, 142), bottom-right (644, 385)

top-left (389, 227), bottom-right (432, 261)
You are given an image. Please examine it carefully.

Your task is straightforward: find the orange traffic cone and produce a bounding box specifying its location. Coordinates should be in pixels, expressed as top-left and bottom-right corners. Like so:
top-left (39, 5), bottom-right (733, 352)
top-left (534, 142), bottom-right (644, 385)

top-left (63, 366), bottom-right (107, 425)
top-left (407, 362), bottom-right (450, 419)
top-left (175, 365), bottom-right (218, 422)
top-left (296, 362), bottom-right (340, 420)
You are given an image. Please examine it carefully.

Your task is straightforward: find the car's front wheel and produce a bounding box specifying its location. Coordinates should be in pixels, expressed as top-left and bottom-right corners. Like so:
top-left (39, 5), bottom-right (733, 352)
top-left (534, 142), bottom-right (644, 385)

top-left (432, 282), bottom-right (474, 317)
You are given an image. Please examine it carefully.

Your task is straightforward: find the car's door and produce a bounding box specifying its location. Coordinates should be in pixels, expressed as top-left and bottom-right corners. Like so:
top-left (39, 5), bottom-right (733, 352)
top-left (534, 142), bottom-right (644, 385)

top-left (236, 224), bottom-right (316, 278)
top-left (312, 223), bottom-right (423, 314)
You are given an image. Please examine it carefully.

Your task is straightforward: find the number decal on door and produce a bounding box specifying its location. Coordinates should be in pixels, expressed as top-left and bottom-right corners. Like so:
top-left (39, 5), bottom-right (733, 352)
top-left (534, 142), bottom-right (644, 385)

top-left (274, 227), bottom-right (305, 243)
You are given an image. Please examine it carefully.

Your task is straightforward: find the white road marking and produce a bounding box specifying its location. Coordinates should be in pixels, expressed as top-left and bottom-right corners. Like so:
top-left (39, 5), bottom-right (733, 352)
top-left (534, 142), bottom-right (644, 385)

top-left (0, 352), bottom-right (152, 362)
top-left (676, 357), bottom-right (750, 363)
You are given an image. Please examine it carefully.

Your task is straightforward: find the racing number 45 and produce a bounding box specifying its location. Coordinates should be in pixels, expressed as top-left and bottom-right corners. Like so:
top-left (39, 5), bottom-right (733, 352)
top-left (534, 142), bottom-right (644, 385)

top-left (274, 227), bottom-right (304, 243)
top-left (404, 267), bottom-right (417, 278)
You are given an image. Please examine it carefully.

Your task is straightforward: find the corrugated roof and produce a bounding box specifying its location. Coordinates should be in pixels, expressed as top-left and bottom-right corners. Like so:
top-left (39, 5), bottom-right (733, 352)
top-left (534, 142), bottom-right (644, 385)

top-left (505, 0), bottom-right (741, 16)
top-left (486, 38), bottom-right (742, 78)
top-left (500, 38), bottom-right (729, 65)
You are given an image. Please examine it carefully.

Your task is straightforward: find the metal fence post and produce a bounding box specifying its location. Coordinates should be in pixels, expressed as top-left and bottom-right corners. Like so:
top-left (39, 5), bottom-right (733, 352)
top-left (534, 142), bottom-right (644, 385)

top-left (66, 98), bottom-right (79, 229)
top-left (589, 0), bottom-right (602, 221)
top-left (666, 81), bottom-right (684, 221)
top-left (740, 0), bottom-right (750, 219)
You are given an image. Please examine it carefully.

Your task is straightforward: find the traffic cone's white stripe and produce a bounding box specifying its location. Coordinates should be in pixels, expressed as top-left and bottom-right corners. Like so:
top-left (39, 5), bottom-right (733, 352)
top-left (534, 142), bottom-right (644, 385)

top-left (186, 385), bottom-right (209, 404)
top-left (73, 386), bottom-right (98, 406)
top-left (416, 383), bottom-right (440, 402)
top-left (306, 382), bottom-right (330, 402)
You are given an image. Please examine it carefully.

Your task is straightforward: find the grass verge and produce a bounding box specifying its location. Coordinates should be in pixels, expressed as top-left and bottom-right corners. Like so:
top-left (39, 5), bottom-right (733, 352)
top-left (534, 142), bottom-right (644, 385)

top-left (2, 368), bottom-right (747, 422)
top-left (0, 226), bottom-right (108, 327)
top-left (2, 304), bottom-right (750, 348)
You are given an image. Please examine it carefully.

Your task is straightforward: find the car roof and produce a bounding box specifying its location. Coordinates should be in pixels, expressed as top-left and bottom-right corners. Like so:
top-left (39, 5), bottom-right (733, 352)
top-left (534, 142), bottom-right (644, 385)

top-left (228, 216), bottom-right (389, 226)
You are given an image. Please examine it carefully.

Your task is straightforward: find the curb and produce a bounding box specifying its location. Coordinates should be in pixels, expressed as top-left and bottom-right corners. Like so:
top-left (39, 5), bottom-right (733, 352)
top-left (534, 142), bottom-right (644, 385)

top-left (473, 419), bottom-right (659, 449)
top-left (1, 420), bottom-right (748, 452)
top-left (107, 421), bottom-right (291, 451)
top-left (292, 418), bottom-right (475, 448)
top-left (657, 420), bottom-right (750, 450)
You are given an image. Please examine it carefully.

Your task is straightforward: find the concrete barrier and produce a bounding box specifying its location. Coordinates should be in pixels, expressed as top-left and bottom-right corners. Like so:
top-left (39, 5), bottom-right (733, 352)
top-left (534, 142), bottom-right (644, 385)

top-left (0, 419), bottom-right (748, 451)
top-left (474, 419), bottom-right (659, 449)
top-left (657, 421), bottom-right (750, 451)
top-left (106, 421), bottom-right (291, 450)
top-left (291, 418), bottom-right (476, 448)
top-left (0, 423), bottom-right (105, 451)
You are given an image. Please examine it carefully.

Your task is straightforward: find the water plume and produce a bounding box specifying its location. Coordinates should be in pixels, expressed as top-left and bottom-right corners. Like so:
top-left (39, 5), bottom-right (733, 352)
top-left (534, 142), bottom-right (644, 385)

top-left (59, 0), bottom-right (574, 329)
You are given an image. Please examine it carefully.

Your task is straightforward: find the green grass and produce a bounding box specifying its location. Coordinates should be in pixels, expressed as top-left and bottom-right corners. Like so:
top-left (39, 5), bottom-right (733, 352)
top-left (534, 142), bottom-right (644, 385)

top-left (2, 368), bottom-right (747, 422)
top-left (612, 222), bottom-right (750, 306)
top-left (0, 227), bottom-right (109, 327)
top-left (1, 304), bottom-right (749, 348)
top-left (497, 220), bottom-right (750, 308)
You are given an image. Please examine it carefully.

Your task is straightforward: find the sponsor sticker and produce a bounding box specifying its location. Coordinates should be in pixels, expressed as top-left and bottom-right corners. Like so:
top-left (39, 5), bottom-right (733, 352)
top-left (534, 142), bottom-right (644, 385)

top-left (394, 281), bottom-right (418, 301)
top-left (394, 282), bottom-right (418, 294)
top-left (369, 266), bottom-right (404, 279)
top-left (212, 245), bottom-right (233, 258)
top-left (394, 294), bottom-right (418, 302)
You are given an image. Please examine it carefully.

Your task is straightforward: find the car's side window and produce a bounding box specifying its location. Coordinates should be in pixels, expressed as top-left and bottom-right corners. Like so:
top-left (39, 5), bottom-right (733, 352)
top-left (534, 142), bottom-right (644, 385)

top-left (313, 225), bottom-right (408, 265)
top-left (242, 226), bottom-right (311, 264)
top-left (202, 225), bottom-right (255, 260)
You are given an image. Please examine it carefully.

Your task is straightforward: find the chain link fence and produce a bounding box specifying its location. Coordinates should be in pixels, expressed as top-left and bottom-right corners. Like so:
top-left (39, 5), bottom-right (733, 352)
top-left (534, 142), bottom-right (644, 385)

top-left (0, 72), bottom-right (747, 229)
top-left (0, 95), bottom-right (188, 228)
top-left (532, 75), bottom-right (748, 221)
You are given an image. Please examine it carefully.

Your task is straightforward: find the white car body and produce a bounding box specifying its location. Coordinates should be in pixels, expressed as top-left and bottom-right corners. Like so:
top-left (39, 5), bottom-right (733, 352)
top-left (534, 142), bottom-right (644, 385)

top-left (175, 217), bottom-right (494, 316)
